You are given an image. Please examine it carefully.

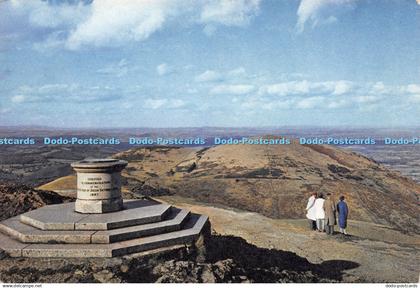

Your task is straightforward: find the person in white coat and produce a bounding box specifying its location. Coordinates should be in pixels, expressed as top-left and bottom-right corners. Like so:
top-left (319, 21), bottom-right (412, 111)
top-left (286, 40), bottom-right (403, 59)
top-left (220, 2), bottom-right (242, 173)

top-left (314, 193), bottom-right (326, 232)
top-left (305, 192), bottom-right (317, 230)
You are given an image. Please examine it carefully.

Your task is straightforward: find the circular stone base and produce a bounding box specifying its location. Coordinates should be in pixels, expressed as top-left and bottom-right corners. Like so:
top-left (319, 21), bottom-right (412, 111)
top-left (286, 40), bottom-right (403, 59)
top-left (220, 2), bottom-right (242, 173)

top-left (75, 198), bottom-right (123, 214)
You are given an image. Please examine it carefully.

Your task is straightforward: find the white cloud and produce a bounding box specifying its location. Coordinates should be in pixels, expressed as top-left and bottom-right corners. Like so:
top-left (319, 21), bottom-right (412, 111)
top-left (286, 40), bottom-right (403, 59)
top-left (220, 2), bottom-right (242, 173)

top-left (121, 102), bottom-right (134, 109)
top-left (259, 80), bottom-right (355, 97)
top-left (404, 84), bottom-right (420, 104)
top-left (195, 70), bottom-right (222, 82)
top-left (409, 94), bottom-right (420, 103)
top-left (33, 31), bottom-right (68, 51)
top-left (7, 0), bottom-right (90, 28)
top-left (354, 95), bottom-right (380, 103)
top-left (229, 79), bottom-right (420, 113)
top-left (0, 108), bottom-right (12, 114)
top-left (406, 84), bottom-right (420, 94)
top-left (156, 63), bottom-right (172, 76)
top-left (195, 67), bottom-right (249, 84)
top-left (200, 0), bottom-right (261, 26)
top-left (210, 84), bottom-right (255, 95)
top-left (144, 98), bottom-right (167, 109)
top-left (11, 95), bottom-right (25, 103)
top-left (203, 24), bottom-right (217, 36)
top-left (144, 98), bottom-right (186, 109)
top-left (27, 1), bottom-right (89, 29)
top-left (296, 96), bottom-right (324, 109)
top-left (237, 80), bottom-right (420, 112)
top-left (240, 98), bottom-right (261, 109)
top-left (260, 100), bottom-right (293, 110)
top-left (9, 0), bottom-right (261, 49)
top-left (332, 80), bottom-right (353, 95)
top-left (256, 80), bottom-right (420, 109)
top-left (65, 0), bottom-right (173, 49)
top-left (11, 84), bottom-right (120, 103)
top-left (327, 99), bottom-right (348, 109)
top-left (170, 99), bottom-right (186, 108)
top-left (296, 0), bottom-right (357, 33)
top-left (228, 67), bottom-right (247, 78)
top-left (260, 81), bottom-right (309, 96)
top-left (370, 81), bottom-right (389, 95)
top-left (97, 59), bottom-right (130, 77)
top-left (240, 96), bottom-right (293, 110)
top-left (261, 81), bottom-right (328, 96)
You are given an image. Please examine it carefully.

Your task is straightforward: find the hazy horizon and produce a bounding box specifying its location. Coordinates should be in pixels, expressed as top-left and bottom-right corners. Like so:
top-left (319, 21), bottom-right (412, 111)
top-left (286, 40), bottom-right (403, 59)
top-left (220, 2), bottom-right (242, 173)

top-left (1, 124), bottom-right (420, 132)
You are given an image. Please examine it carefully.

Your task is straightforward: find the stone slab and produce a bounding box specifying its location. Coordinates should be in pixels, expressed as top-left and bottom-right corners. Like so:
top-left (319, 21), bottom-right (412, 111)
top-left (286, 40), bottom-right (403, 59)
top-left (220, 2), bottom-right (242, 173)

top-left (22, 244), bottom-right (113, 258)
top-left (0, 217), bottom-right (94, 244)
top-left (20, 199), bottom-right (168, 231)
top-left (110, 214), bottom-right (209, 257)
top-left (92, 209), bottom-right (190, 243)
top-left (75, 203), bottom-right (171, 230)
top-left (0, 232), bottom-right (30, 257)
top-left (20, 202), bottom-right (88, 230)
top-left (121, 244), bottom-right (189, 260)
top-left (190, 214), bottom-right (210, 233)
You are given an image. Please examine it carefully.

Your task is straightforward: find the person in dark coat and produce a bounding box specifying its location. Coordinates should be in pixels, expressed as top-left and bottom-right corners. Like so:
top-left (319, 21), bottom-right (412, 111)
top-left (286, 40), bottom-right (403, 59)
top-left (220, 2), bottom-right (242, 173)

top-left (337, 195), bottom-right (348, 235)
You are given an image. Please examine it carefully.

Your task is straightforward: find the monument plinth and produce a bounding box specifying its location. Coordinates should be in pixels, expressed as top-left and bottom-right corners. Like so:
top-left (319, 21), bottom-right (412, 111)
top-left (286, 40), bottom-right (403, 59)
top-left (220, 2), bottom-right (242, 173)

top-left (71, 159), bottom-right (128, 213)
top-left (0, 159), bottom-right (209, 258)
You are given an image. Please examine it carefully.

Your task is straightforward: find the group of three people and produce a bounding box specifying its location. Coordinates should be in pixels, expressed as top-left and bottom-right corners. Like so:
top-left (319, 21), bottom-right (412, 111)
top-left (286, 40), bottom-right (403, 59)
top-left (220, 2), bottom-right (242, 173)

top-left (306, 192), bottom-right (349, 235)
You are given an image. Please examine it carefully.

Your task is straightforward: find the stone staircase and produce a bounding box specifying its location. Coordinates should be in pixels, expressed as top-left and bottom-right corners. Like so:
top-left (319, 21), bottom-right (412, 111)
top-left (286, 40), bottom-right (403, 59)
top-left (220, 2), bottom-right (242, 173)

top-left (0, 199), bottom-right (209, 258)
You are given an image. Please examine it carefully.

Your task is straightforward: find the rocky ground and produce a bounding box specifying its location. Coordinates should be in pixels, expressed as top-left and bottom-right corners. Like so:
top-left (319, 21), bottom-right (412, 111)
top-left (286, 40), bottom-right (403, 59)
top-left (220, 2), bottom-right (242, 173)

top-left (0, 183), bottom-right (73, 221)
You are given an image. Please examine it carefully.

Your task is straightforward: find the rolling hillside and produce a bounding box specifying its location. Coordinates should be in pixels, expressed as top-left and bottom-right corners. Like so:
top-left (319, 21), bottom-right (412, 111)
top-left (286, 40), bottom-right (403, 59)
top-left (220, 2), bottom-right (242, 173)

top-left (40, 142), bottom-right (420, 233)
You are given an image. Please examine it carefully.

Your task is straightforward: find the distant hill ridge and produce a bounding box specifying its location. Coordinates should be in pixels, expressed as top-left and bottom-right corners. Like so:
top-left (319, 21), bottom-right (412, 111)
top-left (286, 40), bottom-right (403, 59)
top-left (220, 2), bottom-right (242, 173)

top-left (41, 142), bottom-right (420, 233)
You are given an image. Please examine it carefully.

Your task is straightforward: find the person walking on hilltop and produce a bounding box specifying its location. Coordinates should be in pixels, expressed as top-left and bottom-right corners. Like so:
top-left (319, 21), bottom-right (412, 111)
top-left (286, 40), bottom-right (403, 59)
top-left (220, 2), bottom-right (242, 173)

top-left (323, 193), bottom-right (336, 235)
top-left (314, 193), bottom-right (325, 232)
top-left (337, 195), bottom-right (349, 235)
top-left (305, 192), bottom-right (317, 231)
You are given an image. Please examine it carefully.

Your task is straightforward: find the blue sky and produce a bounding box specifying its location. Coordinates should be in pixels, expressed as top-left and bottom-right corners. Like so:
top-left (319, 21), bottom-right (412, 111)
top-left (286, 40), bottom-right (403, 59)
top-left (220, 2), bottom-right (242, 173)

top-left (0, 0), bottom-right (419, 128)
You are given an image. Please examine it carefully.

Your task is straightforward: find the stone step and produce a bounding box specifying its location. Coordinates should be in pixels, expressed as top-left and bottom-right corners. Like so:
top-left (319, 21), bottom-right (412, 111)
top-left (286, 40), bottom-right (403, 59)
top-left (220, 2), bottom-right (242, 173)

top-left (92, 208), bottom-right (191, 244)
top-left (20, 200), bottom-right (171, 231)
top-left (0, 214), bottom-right (209, 258)
top-left (0, 209), bottom-right (190, 244)
top-left (0, 232), bottom-right (30, 258)
top-left (111, 214), bottom-right (209, 257)
top-left (0, 217), bottom-right (94, 244)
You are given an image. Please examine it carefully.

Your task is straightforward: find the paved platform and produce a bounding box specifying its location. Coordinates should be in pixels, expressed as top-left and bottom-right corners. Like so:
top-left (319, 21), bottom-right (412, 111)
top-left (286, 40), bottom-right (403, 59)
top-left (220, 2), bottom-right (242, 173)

top-left (20, 200), bottom-right (171, 231)
top-left (0, 217), bottom-right (95, 244)
top-left (0, 200), bottom-right (209, 258)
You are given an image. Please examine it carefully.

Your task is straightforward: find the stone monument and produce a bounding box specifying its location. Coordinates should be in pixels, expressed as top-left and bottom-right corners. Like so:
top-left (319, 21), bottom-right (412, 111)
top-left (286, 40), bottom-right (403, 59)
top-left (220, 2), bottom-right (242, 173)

top-left (0, 159), bottom-right (209, 258)
top-left (71, 159), bottom-right (127, 213)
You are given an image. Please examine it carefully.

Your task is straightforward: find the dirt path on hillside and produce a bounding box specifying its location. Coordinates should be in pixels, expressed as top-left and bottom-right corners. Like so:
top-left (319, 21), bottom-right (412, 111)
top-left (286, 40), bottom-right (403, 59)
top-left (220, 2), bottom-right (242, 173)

top-left (158, 195), bottom-right (420, 283)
